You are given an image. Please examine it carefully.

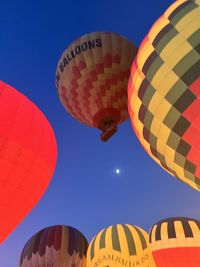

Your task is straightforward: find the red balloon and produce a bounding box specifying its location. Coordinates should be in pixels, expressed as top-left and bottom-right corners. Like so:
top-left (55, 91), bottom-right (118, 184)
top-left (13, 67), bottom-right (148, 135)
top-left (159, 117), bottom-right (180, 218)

top-left (0, 81), bottom-right (57, 243)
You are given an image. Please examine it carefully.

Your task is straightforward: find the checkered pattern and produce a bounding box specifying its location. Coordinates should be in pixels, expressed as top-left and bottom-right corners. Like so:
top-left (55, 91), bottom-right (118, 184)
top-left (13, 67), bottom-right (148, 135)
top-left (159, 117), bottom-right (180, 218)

top-left (56, 32), bottom-right (137, 131)
top-left (128, 0), bottom-right (200, 190)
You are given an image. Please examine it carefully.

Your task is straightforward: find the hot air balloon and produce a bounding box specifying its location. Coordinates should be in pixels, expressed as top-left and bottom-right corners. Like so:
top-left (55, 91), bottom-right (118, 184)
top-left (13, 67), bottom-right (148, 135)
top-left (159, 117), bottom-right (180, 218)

top-left (128, 0), bottom-right (200, 190)
top-left (19, 225), bottom-right (88, 267)
top-left (56, 31), bottom-right (137, 141)
top-left (149, 217), bottom-right (200, 267)
top-left (87, 224), bottom-right (155, 267)
top-left (0, 81), bottom-right (57, 243)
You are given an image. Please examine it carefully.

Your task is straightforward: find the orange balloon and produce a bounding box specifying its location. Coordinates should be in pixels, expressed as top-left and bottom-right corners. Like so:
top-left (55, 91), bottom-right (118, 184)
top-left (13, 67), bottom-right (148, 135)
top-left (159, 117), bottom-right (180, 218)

top-left (0, 81), bottom-right (57, 243)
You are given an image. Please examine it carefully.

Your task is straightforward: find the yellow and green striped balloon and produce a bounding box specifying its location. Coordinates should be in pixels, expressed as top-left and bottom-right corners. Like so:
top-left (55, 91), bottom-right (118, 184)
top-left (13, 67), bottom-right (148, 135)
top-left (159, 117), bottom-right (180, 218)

top-left (87, 224), bottom-right (155, 267)
top-left (128, 0), bottom-right (200, 190)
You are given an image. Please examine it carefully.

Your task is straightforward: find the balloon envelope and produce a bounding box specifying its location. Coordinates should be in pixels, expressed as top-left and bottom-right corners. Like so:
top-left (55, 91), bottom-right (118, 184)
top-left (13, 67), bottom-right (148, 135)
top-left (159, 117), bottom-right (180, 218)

top-left (149, 217), bottom-right (200, 267)
top-left (0, 81), bottom-right (57, 243)
top-left (87, 224), bottom-right (155, 267)
top-left (19, 225), bottom-right (88, 267)
top-left (128, 0), bottom-right (200, 190)
top-left (56, 31), bottom-right (137, 141)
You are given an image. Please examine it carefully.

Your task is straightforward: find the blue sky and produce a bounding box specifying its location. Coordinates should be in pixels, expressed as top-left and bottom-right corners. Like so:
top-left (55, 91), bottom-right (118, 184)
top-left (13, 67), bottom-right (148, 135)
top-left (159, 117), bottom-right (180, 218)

top-left (1, 0), bottom-right (200, 266)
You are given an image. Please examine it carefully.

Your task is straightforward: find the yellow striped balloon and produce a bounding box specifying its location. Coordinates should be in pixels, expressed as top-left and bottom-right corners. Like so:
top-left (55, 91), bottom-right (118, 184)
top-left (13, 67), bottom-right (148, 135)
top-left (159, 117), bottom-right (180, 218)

top-left (128, 0), bottom-right (200, 190)
top-left (149, 217), bottom-right (200, 267)
top-left (87, 224), bottom-right (155, 267)
top-left (56, 32), bottom-right (137, 141)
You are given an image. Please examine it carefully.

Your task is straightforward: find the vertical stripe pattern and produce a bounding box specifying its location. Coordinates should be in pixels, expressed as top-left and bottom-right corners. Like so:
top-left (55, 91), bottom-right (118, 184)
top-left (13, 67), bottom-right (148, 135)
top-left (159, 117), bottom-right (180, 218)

top-left (88, 224), bottom-right (148, 260)
top-left (150, 217), bottom-right (200, 248)
top-left (87, 224), bottom-right (155, 267)
top-left (149, 217), bottom-right (200, 267)
top-left (19, 225), bottom-right (88, 267)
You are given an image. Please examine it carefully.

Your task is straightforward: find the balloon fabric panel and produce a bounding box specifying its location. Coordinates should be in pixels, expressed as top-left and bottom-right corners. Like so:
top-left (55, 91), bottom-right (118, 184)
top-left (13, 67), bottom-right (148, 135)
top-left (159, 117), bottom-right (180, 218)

top-left (56, 32), bottom-right (137, 141)
top-left (149, 217), bottom-right (200, 267)
top-left (87, 224), bottom-right (155, 267)
top-left (19, 225), bottom-right (88, 267)
top-left (0, 81), bottom-right (57, 243)
top-left (128, 0), bottom-right (200, 190)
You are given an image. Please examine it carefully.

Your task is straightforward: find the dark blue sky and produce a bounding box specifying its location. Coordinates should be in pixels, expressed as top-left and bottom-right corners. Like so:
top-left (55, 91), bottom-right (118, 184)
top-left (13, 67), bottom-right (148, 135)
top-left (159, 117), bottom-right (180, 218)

top-left (1, 0), bottom-right (200, 266)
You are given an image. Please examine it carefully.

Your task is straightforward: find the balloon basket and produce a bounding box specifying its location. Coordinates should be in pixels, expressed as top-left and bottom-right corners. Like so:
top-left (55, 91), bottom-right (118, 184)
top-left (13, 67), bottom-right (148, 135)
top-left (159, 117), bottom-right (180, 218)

top-left (100, 125), bottom-right (117, 141)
